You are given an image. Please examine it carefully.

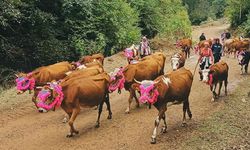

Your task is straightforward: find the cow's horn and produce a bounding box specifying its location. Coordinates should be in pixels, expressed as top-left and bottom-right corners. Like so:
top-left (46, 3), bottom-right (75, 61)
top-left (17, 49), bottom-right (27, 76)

top-left (15, 74), bottom-right (19, 77)
top-left (134, 79), bottom-right (142, 84)
top-left (154, 80), bottom-right (160, 84)
top-left (36, 86), bottom-right (43, 89)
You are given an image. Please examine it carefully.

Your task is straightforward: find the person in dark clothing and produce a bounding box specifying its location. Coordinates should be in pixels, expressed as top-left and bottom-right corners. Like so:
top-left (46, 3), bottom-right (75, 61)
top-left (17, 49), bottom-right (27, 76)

top-left (199, 33), bottom-right (206, 41)
top-left (211, 38), bottom-right (223, 63)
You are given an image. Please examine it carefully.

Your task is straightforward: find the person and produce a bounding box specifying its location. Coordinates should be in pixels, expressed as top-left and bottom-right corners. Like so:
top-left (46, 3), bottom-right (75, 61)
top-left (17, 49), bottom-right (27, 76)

top-left (225, 30), bottom-right (231, 39)
top-left (211, 38), bottom-right (223, 63)
top-left (140, 36), bottom-right (151, 58)
top-left (199, 33), bottom-right (206, 41)
top-left (198, 41), bottom-right (214, 80)
top-left (124, 44), bottom-right (139, 64)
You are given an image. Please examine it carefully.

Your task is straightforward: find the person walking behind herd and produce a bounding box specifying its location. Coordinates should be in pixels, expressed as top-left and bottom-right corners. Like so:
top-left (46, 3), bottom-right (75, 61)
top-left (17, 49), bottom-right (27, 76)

top-left (211, 38), bottom-right (223, 63)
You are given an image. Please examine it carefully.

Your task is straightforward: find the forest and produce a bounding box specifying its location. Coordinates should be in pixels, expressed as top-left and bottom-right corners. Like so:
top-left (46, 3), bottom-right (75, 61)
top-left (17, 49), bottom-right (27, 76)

top-left (0, 0), bottom-right (249, 88)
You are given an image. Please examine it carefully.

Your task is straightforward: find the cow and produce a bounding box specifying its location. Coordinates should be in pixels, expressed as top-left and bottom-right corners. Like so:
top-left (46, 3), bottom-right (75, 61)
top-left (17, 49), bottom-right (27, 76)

top-left (222, 38), bottom-right (249, 58)
top-left (201, 61), bottom-right (228, 101)
top-left (195, 39), bottom-right (213, 54)
top-left (176, 38), bottom-right (192, 58)
top-left (78, 53), bottom-right (104, 65)
top-left (109, 52), bottom-right (166, 113)
top-left (35, 72), bottom-right (112, 137)
top-left (170, 51), bottom-right (186, 71)
top-left (124, 44), bottom-right (139, 64)
top-left (237, 50), bottom-right (250, 74)
top-left (15, 61), bottom-right (74, 105)
top-left (133, 67), bottom-right (193, 144)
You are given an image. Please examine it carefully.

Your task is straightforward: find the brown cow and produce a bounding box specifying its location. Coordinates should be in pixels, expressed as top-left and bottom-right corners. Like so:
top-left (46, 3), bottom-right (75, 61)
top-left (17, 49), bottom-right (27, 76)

top-left (170, 51), bottom-right (186, 70)
top-left (15, 61), bottom-right (74, 105)
top-left (109, 52), bottom-right (166, 113)
top-left (133, 67), bottom-right (193, 144)
top-left (78, 53), bottom-right (104, 65)
top-left (35, 72), bottom-right (112, 137)
top-left (176, 39), bottom-right (192, 58)
top-left (201, 61), bottom-right (228, 101)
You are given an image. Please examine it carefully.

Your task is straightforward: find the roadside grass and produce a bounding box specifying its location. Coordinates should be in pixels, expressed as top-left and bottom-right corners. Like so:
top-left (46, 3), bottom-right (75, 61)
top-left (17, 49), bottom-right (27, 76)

top-left (180, 77), bottom-right (250, 150)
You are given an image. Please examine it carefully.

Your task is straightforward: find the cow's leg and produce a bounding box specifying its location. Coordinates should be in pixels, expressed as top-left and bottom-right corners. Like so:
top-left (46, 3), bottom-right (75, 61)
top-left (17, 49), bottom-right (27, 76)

top-left (224, 78), bottom-right (228, 96)
top-left (182, 100), bottom-right (189, 126)
top-left (161, 112), bottom-right (167, 133)
top-left (125, 88), bottom-right (134, 113)
top-left (96, 100), bottom-right (105, 128)
top-left (151, 106), bottom-right (166, 144)
top-left (67, 107), bottom-right (80, 137)
top-left (132, 89), bottom-right (140, 108)
top-left (105, 94), bottom-right (112, 120)
top-left (218, 81), bottom-right (223, 97)
top-left (187, 47), bottom-right (190, 58)
top-left (212, 83), bottom-right (218, 100)
top-left (245, 63), bottom-right (249, 74)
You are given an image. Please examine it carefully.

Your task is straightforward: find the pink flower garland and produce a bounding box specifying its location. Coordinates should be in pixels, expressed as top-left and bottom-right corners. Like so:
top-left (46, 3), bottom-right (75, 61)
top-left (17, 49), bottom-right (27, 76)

top-left (139, 84), bottom-right (159, 104)
top-left (37, 83), bottom-right (64, 111)
top-left (109, 68), bottom-right (125, 92)
top-left (124, 48), bottom-right (134, 59)
top-left (207, 74), bottom-right (213, 86)
top-left (16, 72), bottom-right (35, 91)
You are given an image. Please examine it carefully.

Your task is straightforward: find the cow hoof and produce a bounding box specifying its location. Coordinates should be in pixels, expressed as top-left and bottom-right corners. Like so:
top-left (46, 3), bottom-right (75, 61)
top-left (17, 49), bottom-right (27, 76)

top-left (66, 133), bottom-right (73, 138)
top-left (211, 98), bottom-right (215, 102)
top-left (181, 123), bottom-right (187, 127)
top-left (95, 123), bottom-right (100, 128)
top-left (161, 127), bottom-right (167, 133)
top-left (125, 109), bottom-right (130, 114)
top-left (62, 117), bottom-right (68, 123)
top-left (107, 114), bottom-right (112, 120)
top-left (136, 104), bottom-right (140, 108)
top-left (188, 113), bottom-right (192, 119)
top-left (74, 130), bottom-right (79, 135)
top-left (151, 138), bottom-right (157, 144)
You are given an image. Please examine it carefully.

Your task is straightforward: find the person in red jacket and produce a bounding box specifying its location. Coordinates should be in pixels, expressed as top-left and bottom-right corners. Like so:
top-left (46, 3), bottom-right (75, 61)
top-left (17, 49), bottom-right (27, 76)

top-left (198, 42), bottom-right (214, 80)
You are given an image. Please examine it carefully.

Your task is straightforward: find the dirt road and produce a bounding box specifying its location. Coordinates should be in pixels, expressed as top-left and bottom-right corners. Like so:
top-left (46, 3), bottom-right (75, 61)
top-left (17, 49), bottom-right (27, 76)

top-left (0, 20), bottom-right (248, 150)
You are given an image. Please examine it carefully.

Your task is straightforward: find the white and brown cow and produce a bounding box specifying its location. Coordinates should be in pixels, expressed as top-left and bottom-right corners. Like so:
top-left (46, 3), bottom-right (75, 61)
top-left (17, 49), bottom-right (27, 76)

top-left (201, 61), bottom-right (229, 101)
top-left (134, 67), bottom-right (193, 144)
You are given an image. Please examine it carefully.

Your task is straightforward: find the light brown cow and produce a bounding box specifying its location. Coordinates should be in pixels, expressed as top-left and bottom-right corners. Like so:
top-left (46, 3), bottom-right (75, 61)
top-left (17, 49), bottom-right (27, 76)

top-left (201, 61), bottom-right (228, 101)
top-left (15, 61), bottom-right (74, 105)
top-left (78, 53), bottom-right (104, 65)
top-left (109, 52), bottom-right (166, 113)
top-left (133, 67), bottom-right (193, 144)
top-left (176, 39), bottom-right (192, 58)
top-left (35, 72), bottom-right (112, 137)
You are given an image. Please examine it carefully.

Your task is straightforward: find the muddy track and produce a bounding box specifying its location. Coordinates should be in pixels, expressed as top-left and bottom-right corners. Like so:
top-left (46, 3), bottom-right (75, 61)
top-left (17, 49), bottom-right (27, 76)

top-left (0, 21), bottom-right (248, 150)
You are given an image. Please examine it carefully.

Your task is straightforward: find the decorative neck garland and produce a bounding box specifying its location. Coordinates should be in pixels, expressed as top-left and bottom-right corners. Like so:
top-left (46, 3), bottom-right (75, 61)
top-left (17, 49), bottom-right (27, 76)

top-left (207, 73), bottom-right (213, 86)
top-left (16, 72), bottom-right (35, 91)
top-left (37, 83), bottom-right (64, 111)
top-left (109, 68), bottom-right (125, 92)
top-left (139, 84), bottom-right (159, 104)
top-left (124, 48), bottom-right (134, 59)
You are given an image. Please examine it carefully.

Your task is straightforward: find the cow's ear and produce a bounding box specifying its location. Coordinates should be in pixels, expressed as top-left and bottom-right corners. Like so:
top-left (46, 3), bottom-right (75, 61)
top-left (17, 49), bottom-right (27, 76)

top-left (131, 83), bottom-right (140, 91)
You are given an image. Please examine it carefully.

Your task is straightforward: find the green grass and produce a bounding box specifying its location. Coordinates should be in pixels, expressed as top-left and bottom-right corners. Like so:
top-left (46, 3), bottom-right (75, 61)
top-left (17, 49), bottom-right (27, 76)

top-left (180, 77), bottom-right (250, 150)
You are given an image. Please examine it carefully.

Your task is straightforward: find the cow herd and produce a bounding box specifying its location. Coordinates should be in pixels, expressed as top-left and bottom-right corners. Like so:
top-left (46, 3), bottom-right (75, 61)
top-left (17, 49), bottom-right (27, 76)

top-left (14, 37), bottom-right (249, 144)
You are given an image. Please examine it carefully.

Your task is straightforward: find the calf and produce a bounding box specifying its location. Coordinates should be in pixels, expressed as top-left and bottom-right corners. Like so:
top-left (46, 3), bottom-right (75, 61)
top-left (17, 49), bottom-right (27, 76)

top-left (134, 67), bottom-right (193, 144)
top-left (201, 61), bottom-right (228, 101)
top-left (237, 50), bottom-right (250, 74)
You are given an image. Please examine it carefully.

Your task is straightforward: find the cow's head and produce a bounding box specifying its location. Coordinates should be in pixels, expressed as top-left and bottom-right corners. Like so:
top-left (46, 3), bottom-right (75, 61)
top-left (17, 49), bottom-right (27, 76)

top-left (237, 51), bottom-right (245, 65)
top-left (108, 68), bottom-right (125, 93)
top-left (15, 72), bottom-right (35, 94)
top-left (201, 69), bottom-right (213, 85)
top-left (171, 55), bottom-right (181, 71)
top-left (35, 82), bottom-right (64, 113)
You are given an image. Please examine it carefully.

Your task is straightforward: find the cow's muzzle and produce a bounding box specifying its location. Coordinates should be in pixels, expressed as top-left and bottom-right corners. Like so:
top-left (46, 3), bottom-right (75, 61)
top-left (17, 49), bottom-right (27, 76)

top-left (38, 108), bottom-right (48, 113)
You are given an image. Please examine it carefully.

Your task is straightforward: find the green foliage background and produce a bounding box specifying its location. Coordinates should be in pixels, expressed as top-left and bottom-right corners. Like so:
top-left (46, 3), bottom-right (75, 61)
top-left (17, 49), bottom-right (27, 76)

top-left (0, 0), bottom-right (191, 74)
